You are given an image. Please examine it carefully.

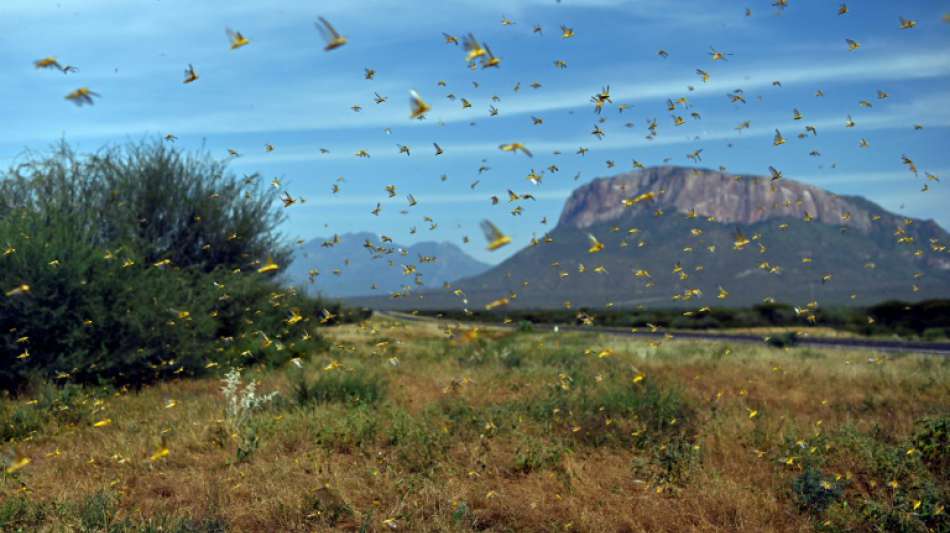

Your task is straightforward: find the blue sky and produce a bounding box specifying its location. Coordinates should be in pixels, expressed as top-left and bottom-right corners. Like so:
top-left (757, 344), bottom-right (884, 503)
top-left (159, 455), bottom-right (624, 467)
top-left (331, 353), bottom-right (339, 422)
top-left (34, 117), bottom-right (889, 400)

top-left (2, 0), bottom-right (948, 264)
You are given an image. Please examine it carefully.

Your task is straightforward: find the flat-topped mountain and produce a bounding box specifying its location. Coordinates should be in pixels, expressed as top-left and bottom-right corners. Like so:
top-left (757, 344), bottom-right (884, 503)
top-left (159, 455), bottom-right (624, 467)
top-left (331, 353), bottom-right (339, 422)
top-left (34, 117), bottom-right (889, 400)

top-left (560, 166), bottom-right (876, 229)
top-left (355, 166), bottom-right (950, 309)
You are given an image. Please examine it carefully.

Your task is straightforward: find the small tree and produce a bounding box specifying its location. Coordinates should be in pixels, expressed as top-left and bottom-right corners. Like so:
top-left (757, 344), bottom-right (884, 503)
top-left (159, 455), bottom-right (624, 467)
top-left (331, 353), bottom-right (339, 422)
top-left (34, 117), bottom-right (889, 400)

top-left (0, 139), bottom-right (314, 391)
top-left (1, 140), bottom-right (291, 272)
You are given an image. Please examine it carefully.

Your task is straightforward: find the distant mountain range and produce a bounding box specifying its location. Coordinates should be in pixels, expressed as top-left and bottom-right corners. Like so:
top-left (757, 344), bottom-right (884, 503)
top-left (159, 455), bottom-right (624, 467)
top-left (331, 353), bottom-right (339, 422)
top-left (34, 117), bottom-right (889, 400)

top-left (347, 166), bottom-right (950, 310)
top-left (283, 232), bottom-right (490, 298)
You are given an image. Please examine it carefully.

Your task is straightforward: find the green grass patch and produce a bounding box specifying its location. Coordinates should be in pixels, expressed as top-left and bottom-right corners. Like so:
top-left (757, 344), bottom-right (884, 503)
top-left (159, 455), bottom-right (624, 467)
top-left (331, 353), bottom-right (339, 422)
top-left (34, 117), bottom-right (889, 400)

top-left (291, 369), bottom-right (386, 406)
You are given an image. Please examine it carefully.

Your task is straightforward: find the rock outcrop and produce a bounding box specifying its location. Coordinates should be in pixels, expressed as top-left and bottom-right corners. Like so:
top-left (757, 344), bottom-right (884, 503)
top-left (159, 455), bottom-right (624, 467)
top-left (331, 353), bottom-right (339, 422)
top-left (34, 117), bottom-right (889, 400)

top-left (559, 166), bottom-right (879, 232)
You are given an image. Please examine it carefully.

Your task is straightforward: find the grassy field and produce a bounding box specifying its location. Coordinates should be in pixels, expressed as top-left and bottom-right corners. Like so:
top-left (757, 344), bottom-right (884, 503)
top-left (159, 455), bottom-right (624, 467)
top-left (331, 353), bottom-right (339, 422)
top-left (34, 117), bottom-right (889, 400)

top-left (1, 317), bottom-right (948, 532)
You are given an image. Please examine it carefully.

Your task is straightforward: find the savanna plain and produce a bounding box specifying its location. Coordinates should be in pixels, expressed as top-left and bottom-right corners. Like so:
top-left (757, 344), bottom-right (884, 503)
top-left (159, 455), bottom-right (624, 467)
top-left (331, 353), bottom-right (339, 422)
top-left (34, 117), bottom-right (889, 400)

top-left (1, 317), bottom-right (948, 532)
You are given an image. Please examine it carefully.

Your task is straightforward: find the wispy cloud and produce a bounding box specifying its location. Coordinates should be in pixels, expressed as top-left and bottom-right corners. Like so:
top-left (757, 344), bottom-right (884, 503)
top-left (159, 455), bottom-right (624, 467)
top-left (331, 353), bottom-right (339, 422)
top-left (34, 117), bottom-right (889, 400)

top-left (220, 96), bottom-right (950, 167)
top-left (295, 188), bottom-right (573, 207)
top-left (12, 48), bottom-right (943, 144)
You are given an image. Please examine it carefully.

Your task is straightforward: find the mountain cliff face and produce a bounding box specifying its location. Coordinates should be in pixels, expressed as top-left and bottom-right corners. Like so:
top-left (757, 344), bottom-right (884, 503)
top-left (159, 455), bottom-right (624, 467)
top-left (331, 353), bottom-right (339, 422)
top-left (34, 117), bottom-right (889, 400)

top-left (560, 166), bottom-right (878, 232)
top-left (283, 233), bottom-right (490, 298)
top-left (355, 166), bottom-right (950, 310)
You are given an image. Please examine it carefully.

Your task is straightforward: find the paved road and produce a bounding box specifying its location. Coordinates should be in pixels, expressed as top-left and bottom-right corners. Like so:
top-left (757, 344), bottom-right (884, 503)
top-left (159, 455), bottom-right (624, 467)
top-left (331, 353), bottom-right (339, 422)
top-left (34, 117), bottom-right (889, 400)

top-left (374, 310), bottom-right (950, 357)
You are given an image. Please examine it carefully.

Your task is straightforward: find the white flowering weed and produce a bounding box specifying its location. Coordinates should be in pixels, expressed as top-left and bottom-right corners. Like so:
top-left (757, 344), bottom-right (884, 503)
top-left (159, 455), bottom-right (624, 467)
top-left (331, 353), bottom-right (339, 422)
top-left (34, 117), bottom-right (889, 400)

top-left (220, 368), bottom-right (278, 433)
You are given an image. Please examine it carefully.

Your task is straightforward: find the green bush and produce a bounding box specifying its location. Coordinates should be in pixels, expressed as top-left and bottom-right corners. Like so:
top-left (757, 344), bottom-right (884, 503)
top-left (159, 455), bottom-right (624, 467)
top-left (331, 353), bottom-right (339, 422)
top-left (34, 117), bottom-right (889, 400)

top-left (0, 491), bottom-right (229, 532)
top-left (866, 300), bottom-right (950, 336)
top-left (0, 496), bottom-right (47, 530)
top-left (513, 438), bottom-right (565, 474)
top-left (384, 407), bottom-right (450, 473)
top-left (310, 404), bottom-right (379, 452)
top-left (72, 490), bottom-right (118, 531)
top-left (0, 402), bottom-right (44, 442)
top-left (766, 332), bottom-right (799, 349)
top-left (292, 369), bottom-right (386, 406)
top-left (525, 373), bottom-right (696, 454)
top-left (795, 422), bottom-right (950, 531)
top-left (912, 415), bottom-right (949, 478)
top-left (498, 349), bottom-right (523, 369)
top-left (214, 278), bottom-right (332, 369)
top-left (416, 300), bottom-right (950, 340)
top-left (0, 140), bottom-right (341, 392)
top-left (0, 141), bottom-right (290, 272)
top-left (1, 381), bottom-right (108, 441)
top-left (921, 327), bottom-right (950, 342)
top-left (792, 465), bottom-right (845, 515)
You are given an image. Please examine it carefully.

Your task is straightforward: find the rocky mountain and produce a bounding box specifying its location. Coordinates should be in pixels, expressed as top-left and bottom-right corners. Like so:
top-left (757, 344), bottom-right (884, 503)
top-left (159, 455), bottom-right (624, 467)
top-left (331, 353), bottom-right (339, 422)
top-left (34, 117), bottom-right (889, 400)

top-left (283, 232), bottom-right (490, 298)
top-left (356, 166), bottom-right (950, 310)
top-left (562, 166), bottom-right (872, 230)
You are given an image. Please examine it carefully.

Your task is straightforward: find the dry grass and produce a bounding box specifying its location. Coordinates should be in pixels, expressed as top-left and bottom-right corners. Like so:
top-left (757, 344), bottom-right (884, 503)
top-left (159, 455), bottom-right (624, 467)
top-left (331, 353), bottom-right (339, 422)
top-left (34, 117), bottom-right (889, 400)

top-left (1, 317), bottom-right (948, 532)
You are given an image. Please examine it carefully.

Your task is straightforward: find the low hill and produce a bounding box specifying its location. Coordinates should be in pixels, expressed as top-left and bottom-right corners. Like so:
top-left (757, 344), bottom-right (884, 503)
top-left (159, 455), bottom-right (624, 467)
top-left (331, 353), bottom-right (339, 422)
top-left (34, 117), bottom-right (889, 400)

top-left (283, 232), bottom-right (490, 298)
